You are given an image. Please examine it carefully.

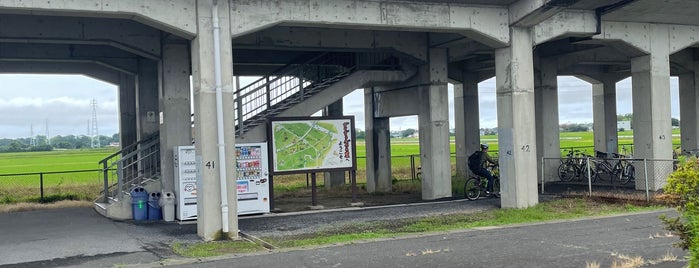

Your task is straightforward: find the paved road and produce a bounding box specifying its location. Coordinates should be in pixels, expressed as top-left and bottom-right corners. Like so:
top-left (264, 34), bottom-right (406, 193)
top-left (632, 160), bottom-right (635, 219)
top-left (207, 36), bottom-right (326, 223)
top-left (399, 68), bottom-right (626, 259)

top-left (0, 199), bottom-right (688, 268)
top-left (173, 210), bottom-right (688, 268)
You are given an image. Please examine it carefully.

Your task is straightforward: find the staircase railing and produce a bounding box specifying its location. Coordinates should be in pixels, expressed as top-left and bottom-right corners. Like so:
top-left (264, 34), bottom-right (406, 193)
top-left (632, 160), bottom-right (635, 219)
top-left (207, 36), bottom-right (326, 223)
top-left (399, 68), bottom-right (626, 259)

top-left (99, 133), bottom-right (161, 202)
top-left (234, 51), bottom-right (399, 135)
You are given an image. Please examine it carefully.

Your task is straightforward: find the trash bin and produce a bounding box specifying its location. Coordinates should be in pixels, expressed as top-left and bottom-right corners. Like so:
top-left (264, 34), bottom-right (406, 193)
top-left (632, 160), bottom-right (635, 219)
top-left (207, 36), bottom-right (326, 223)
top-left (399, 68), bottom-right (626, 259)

top-left (131, 187), bottom-right (148, 221)
top-left (160, 191), bottom-right (176, 222)
top-left (148, 192), bottom-right (162, 220)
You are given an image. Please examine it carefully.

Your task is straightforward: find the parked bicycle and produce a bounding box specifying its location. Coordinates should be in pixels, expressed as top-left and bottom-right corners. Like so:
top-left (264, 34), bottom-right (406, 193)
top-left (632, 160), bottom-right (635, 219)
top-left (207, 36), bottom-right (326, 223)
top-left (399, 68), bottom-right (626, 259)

top-left (464, 165), bottom-right (500, 200)
top-left (558, 148), bottom-right (595, 182)
top-left (593, 151), bottom-right (635, 185)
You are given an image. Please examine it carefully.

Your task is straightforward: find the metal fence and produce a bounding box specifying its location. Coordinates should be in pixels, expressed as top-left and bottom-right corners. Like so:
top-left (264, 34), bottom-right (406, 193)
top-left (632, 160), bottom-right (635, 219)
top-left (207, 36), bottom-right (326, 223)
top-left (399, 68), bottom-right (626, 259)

top-left (0, 169), bottom-right (106, 203)
top-left (540, 156), bottom-right (676, 202)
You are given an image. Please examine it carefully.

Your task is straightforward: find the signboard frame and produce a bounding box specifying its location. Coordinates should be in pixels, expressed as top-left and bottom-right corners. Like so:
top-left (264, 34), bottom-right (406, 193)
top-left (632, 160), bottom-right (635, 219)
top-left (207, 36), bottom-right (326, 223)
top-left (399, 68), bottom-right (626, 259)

top-left (268, 116), bottom-right (357, 175)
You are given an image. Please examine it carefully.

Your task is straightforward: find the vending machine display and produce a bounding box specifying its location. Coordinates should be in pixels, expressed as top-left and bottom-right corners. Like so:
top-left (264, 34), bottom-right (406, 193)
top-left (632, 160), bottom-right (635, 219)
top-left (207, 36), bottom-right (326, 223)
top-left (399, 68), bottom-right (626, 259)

top-left (173, 145), bottom-right (197, 220)
top-left (173, 143), bottom-right (270, 220)
top-left (235, 143), bottom-right (270, 215)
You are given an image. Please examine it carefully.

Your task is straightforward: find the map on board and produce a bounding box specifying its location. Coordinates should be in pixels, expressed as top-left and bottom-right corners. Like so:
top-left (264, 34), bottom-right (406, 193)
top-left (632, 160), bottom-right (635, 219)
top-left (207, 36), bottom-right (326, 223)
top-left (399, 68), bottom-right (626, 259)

top-left (271, 117), bottom-right (354, 173)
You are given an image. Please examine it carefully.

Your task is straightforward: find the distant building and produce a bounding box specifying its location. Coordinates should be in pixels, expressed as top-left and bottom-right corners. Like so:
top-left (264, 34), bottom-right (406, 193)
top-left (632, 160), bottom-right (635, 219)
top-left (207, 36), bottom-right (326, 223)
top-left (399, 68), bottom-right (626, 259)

top-left (618, 121), bottom-right (631, 130)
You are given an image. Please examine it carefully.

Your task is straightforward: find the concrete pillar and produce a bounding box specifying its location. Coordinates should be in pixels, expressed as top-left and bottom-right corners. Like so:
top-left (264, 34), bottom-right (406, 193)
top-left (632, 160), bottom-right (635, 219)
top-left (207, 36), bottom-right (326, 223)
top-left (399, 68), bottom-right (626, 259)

top-left (495, 27), bottom-right (538, 208)
top-left (534, 58), bottom-right (560, 183)
top-left (454, 72), bottom-right (481, 177)
top-left (679, 67), bottom-right (698, 152)
top-left (323, 99), bottom-right (346, 188)
top-left (159, 42), bottom-right (193, 194)
top-left (136, 59), bottom-right (160, 140)
top-left (191, 0), bottom-right (237, 241)
top-left (417, 48), bottom-right (451, 200)
top-left (631, 49), bottom-right (672, 191)
top-left (592, 79), bottom-right (619, 154)
top-left (364, 88), bottom-right (392, 193)
top-left (118, 73), bottom-right (137, 148)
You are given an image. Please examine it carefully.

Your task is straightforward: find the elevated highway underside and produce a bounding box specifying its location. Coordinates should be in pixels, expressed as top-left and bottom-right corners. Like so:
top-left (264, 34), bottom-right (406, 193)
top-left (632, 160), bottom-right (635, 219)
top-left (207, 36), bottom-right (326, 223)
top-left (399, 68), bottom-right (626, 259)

top-left (0, 0), bottom-right (697, 240)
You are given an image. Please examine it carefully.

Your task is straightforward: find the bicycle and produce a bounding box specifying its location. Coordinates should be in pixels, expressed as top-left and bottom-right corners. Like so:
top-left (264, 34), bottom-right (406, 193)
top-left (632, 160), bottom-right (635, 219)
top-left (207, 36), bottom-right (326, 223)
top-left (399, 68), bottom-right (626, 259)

top-left (593, 151), bottom-right (630, 184)
top-left (464, 165), bottom-right (500, 200)
top-left (558, 149), bottom-right (596, 182)
top-left (617, 154), bottom-right (636, 185)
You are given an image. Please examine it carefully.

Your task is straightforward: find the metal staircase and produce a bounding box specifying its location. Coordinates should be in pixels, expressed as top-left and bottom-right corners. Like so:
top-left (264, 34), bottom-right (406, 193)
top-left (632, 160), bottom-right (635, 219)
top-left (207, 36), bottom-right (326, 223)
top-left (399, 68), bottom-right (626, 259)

top-left (94, 51), bottom-right (407, 219)
top-left (94, 133), bottom-right (161, 219)
top-left (234, 51), bottom-right (401, 135)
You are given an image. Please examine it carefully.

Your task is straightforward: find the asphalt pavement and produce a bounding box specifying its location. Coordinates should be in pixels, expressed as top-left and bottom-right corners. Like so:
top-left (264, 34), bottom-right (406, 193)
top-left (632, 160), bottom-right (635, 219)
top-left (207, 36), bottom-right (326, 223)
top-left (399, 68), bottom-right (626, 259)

top-left (0, 196), bottom-right (689, 268)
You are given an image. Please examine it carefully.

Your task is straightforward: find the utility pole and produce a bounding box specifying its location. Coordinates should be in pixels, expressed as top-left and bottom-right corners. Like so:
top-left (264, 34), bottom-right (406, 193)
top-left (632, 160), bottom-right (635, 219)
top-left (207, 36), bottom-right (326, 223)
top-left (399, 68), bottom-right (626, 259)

top-left (90, 99), bottom-right (100, 148)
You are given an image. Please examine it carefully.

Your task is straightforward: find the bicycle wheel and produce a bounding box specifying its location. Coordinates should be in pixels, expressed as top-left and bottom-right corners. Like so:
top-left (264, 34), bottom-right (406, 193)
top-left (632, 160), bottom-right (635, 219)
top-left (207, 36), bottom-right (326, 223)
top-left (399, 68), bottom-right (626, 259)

top-left (464, 177), bottom-right (481, 201)
top-left (558, 163), bottom-right (576, 182)
top-left (620, 165), bottom-right (635, 185)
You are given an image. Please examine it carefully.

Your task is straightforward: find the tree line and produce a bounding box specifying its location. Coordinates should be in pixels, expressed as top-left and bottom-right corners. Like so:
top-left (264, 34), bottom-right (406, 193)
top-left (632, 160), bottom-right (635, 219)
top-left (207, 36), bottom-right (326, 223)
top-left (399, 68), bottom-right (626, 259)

top-left (0, 134), bottom-right (119, 153)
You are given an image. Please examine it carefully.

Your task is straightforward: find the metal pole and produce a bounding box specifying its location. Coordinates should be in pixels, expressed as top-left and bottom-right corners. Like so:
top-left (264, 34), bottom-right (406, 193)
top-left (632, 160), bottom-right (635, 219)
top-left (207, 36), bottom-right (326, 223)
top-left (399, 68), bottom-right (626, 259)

top-left (410, 155), bottom-right (415, 180)
top-left (311, 173), bottom-right (317, 206)
top-left (644, 159), bottom-right (650, 202)
top-left (586, 157), bottom-right (592, 197)
top-left (351, 170), bottom-right (357, 203)
top-left (40, 173), bottom-right (44, 203)
top-left (103, 161), bottom-right (109, 203)
top-left (540, 157), bottom-right (545, 194)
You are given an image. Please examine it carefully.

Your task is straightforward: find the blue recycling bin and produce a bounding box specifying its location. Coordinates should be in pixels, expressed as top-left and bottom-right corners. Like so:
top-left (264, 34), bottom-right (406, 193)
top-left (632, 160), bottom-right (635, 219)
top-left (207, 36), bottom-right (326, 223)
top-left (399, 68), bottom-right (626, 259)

top-left (148, 192), bottom-right (162, 220)
top-left (131, 187), bottom-right (148, 221)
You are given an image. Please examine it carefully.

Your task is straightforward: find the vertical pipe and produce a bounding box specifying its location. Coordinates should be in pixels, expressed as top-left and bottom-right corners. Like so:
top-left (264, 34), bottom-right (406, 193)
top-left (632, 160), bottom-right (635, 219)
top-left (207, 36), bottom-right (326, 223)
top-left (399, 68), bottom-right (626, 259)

top-left (212, 1), bottom-right (230, 233)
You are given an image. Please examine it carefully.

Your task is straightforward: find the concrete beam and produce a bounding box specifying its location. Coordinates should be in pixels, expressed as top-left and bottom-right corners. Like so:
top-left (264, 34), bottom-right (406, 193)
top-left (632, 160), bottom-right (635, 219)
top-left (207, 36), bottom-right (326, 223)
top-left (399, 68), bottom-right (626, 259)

top-left (0, 43), bottom-right (141, 74)
top-left (234, 27), bottom-right (428, 62)
top-left (231, 0), bottom-right (509, 47)
top-left (509, 0), bottom-right (566, 27)
top-left (0, 0), bottom-right (196, 39)
top-left (556, 46), bottom-right (630, 72)
top-left (0, 14), bottom-right (163, 58)
top-left (373, 87), bottom-right (420, 118)
top-left (533, 10), bottom-right (597, 45)
top-left (0, 61), bottom-right (120, 84)
top-left (596, 22), bottom-right (699, 55)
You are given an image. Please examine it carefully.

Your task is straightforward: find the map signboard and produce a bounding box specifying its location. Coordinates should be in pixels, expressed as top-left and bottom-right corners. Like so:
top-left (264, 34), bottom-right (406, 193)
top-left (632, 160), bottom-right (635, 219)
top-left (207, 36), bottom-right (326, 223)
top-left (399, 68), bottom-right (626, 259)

top-left (269, 116), bottom-right (356, 174)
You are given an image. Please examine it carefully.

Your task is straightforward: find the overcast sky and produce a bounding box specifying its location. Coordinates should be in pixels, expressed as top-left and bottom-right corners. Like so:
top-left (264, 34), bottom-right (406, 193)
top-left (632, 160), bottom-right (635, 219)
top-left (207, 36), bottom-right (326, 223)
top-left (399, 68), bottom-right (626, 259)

top-left (0, 74), bottom-right (680, 139)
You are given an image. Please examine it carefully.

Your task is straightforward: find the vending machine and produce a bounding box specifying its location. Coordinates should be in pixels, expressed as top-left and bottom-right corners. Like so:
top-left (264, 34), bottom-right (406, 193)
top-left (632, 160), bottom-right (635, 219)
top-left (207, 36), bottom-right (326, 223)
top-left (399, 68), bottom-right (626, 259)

top-left (235, 143), bottom-right (270, 215)
top-left (173, 145), bottom-right (197, 221)
top-left (173, 143), bottom-right (270, 220)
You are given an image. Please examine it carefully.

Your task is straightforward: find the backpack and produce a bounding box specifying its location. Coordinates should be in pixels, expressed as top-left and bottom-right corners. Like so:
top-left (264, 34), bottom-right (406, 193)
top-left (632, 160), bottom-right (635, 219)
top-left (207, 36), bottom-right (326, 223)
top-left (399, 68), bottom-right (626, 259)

top-left (468, 151), bottom-right (482, 171)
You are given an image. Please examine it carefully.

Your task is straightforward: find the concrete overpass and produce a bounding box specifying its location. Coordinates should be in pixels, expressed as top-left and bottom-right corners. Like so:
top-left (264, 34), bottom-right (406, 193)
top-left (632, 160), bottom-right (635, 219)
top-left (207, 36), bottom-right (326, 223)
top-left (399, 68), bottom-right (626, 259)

top-left (0, 0), bottom-right (697, 241)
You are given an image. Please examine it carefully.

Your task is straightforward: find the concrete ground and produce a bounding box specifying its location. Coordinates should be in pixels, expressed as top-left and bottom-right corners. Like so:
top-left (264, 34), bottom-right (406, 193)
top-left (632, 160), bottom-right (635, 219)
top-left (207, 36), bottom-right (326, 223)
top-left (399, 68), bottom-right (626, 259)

top-left (0, 192), bottom-right (688, 268)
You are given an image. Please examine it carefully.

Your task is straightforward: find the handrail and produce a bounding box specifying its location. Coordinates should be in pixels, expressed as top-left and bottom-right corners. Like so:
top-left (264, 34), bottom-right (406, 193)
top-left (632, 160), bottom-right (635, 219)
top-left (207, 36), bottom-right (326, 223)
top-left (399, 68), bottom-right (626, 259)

top-left (98, 132), bottom-right (161, 202)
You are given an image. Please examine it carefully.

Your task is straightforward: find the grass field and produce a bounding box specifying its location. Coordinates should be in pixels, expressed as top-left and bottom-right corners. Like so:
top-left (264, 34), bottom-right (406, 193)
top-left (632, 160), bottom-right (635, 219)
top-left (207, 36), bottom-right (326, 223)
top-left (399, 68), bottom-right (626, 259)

top-left (0, 129), bottom-right (682, 204)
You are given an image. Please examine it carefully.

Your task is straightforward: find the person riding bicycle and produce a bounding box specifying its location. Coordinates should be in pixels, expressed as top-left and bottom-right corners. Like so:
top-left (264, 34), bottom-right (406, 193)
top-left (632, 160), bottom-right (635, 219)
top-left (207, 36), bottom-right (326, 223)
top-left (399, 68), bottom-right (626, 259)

top-left (469, 144), bottom-right (498, 195)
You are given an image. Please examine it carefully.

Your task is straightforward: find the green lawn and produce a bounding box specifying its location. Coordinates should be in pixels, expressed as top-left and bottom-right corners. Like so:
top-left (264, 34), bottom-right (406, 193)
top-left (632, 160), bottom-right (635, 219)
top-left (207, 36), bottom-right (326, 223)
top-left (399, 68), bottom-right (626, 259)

top-left (0, 129), bottom-right (683, 203)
